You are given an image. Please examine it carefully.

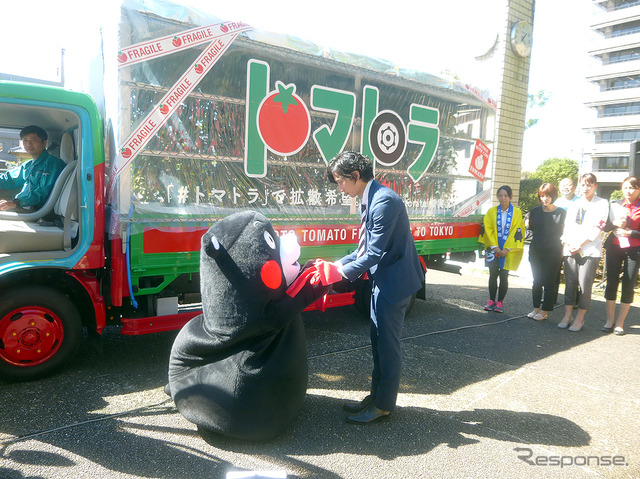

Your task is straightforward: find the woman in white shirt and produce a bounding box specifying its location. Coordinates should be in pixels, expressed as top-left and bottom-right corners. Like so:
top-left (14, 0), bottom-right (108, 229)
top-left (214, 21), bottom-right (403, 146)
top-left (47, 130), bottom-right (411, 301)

top-left (558, 173), bottom-right (609, 331)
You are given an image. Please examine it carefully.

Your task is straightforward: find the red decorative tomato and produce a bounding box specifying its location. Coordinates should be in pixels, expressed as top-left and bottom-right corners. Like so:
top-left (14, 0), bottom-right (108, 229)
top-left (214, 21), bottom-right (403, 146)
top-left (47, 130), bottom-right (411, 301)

top-left (117, 52), bottom-right (128, 63)
top-left (172, 36), bottom-right (182, 47)
top-left (257, 81), bottom-right (310, 156)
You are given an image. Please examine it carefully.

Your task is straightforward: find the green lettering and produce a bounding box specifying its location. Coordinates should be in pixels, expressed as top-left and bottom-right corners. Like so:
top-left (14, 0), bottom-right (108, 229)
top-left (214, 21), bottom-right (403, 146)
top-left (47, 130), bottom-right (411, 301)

top-left (245, 60), bottom-right (269, 177)
top-left (407, 103), bottom-right (440, 182)
top-left (360, 86), bottom-right (379, 170)
top-left (311, 86), bottom-right (356, 164)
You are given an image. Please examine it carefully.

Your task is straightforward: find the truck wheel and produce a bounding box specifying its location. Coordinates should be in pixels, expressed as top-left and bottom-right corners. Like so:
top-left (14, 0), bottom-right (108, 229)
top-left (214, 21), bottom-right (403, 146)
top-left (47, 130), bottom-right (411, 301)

top-left (0, 287), bottom-right (82, 381)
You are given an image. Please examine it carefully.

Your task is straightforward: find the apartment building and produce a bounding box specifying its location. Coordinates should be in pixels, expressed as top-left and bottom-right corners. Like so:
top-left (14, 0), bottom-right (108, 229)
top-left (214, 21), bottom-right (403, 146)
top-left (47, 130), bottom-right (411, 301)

top-left (585, 0), bottom-right (640, 198)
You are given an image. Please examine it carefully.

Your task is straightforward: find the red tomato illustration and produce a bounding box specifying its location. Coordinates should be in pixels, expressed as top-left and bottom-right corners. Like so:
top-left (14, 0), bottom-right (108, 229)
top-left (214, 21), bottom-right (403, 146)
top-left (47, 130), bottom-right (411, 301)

top-left (257, 81), bottom-right (310, 156)
top-left (172, 36), bottom-right (182, 47)
top-left (195, 63), bottom-right (204, 74)
top-left (220, 23), bottom-right (229, 33)
top-left (117, 52), bottom-right (128, 63)
top-left (121, 147), bottom-right (132, 159)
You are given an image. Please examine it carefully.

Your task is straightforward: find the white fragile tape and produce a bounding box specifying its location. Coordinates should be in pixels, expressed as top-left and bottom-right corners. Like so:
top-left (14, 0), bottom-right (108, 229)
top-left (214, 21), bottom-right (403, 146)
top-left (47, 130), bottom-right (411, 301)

top-left (117, 21), bottom-right (251, 68)
top-left (453, 189), bottom-right (491, 217)
top-left (111, 32), bottom-right (241, 183)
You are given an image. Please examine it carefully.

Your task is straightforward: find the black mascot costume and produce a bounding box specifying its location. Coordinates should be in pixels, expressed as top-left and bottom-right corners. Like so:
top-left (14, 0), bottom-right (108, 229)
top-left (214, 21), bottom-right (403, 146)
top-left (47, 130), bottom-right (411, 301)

top-left (166, 211), bottom-right (340, 440)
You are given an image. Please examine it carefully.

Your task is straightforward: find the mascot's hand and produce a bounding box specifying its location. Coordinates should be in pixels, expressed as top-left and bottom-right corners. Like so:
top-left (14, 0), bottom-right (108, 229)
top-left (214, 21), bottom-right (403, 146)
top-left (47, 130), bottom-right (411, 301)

top-left (302, 259), bottom-right (316, 271)
top-left (286, 259), bottom-right (342, 297)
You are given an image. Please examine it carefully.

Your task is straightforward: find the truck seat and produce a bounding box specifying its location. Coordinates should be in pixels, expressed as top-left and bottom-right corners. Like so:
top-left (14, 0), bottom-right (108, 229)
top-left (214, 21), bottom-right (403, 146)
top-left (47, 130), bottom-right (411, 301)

top-left (59, 130), bottom-right (76, 164)
top-left (0, 162), bottom-right (79, 253)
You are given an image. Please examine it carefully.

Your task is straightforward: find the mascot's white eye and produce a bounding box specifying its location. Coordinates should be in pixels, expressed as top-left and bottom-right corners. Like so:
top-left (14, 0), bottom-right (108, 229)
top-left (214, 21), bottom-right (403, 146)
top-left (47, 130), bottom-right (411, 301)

top-left (263, 231), bottom-right (277, 250)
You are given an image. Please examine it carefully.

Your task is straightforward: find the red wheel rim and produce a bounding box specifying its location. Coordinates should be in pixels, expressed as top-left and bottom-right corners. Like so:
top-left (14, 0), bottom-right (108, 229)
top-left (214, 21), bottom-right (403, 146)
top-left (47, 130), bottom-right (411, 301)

top-left (0, 306), bottom-right (64, 367)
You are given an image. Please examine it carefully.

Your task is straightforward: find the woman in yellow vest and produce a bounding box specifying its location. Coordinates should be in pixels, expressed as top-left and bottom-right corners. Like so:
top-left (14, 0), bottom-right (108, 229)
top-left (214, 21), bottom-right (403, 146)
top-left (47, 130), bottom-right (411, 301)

top-left (478, 185), bottom-right (525, 313)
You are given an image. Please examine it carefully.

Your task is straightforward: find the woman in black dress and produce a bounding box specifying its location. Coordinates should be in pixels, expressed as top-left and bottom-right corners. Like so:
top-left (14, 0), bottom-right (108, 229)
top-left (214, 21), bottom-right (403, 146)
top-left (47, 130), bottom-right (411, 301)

top-left (525, 183), bottom-right (566, 320)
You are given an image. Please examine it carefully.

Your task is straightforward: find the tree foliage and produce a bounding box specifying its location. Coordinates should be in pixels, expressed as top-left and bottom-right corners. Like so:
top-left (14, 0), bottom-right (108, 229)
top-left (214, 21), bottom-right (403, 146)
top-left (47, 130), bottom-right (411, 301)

top-left (518, 177), bottom-right (543, 214)
top-left (518, 157), bottom-right (579, 214)
top-left (530, 158), bottom-right (579, 188)
top-left (525, 90), bottom-right (550, 130)
top-left (610, 189), bottom-right (624, 202)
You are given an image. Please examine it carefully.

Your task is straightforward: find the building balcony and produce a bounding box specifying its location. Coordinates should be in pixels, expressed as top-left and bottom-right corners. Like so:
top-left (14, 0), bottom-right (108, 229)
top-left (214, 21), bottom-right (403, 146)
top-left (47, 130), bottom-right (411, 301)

top-left (586, 58), bottom-right (640, 81)
top-left (591, 4), bottom-right (640, 30)
top-left (589, 31), bottom-right (640, 55)
top-left (586, 142), bottom-right (631, 156)
top-left (585, 113), bottom-right (640, 131)
top-left (584, 86), bottom-right (640, 106)
top-left (590, 169), bottom-right (628, 185)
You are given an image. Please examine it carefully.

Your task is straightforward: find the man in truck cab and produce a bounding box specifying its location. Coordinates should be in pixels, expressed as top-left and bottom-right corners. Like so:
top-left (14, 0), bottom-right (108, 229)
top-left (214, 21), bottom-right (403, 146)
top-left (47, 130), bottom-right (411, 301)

top-left (0, 125), bottom-right (65, 212)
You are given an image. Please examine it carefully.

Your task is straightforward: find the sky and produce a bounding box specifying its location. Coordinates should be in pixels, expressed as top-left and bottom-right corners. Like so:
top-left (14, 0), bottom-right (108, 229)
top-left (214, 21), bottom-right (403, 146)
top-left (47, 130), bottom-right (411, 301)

top-left (1, 0), bottom-right (598, 172)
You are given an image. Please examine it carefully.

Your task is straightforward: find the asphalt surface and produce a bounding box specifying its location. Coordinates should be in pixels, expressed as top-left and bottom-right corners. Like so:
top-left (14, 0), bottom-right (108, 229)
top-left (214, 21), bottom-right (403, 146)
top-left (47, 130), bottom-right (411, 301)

top-left (1, 257), bottom-right (639, 479)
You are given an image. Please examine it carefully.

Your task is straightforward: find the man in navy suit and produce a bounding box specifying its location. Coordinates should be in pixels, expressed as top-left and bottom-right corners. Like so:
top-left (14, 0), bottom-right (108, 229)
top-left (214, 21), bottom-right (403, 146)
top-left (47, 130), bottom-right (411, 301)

top-left (328, 151), bottom-right (424, 424)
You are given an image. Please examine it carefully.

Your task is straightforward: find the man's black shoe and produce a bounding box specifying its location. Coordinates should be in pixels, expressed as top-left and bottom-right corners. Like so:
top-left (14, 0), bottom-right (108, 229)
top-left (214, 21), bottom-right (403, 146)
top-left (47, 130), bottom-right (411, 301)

top-left (346, 403), bottom-right (390, 424)
top-left (342, 395), bottom-right (374, 413)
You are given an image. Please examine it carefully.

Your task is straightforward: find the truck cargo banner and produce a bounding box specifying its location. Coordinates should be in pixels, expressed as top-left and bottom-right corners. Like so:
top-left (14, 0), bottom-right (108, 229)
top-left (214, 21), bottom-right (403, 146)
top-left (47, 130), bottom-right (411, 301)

top-left (117, 16), bottom-right (497, 230)
top-left (141, 221), bottom-right (481, 254)
top-left (111, 30), bottom-right (248, 189)
top-left (117, 22), bottom-right (251, 68)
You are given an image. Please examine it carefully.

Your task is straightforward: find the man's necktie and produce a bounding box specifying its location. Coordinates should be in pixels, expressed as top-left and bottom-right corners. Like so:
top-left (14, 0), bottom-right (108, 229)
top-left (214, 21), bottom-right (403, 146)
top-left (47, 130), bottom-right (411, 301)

top-left (357, 202), bottom-right (366, 258)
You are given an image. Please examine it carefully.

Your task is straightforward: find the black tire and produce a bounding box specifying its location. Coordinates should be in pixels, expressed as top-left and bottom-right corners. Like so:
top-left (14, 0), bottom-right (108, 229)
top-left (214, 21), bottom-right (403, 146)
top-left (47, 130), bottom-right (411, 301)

top-left (0, 286), bottom-right (82, 381)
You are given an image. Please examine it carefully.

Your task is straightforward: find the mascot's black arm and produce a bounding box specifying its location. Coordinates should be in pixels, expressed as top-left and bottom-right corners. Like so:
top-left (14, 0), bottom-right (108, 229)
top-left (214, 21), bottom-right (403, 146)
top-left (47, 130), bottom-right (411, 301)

top-left (263, 279), bottom-right (331, 329)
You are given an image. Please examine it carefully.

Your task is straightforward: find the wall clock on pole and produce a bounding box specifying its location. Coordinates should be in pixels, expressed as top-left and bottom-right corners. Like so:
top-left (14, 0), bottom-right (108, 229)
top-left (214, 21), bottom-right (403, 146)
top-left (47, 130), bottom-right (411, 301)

top-left (510, 20), bottom-right (533, 58)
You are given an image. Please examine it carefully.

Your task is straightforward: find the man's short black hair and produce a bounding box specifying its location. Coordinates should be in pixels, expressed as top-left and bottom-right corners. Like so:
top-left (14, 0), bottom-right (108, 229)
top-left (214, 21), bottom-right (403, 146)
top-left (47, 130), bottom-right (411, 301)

top-left (20, 125), bottom-right (48, 142)
top-left (327, 151), bottom-right (374, 183)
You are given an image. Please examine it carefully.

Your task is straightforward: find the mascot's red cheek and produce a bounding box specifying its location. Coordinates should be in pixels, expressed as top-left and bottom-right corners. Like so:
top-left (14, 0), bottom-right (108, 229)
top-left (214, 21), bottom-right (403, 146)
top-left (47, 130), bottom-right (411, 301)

top-left (261, 260), bottom-right (283, 289)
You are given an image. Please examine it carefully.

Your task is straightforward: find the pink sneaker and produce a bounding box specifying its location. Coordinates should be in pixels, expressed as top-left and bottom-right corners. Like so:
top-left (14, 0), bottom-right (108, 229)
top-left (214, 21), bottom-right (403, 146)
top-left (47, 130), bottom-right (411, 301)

top-left (494, 301), bottom-right (504, 313)
top-left (484, 300), bottom-right (495, 311)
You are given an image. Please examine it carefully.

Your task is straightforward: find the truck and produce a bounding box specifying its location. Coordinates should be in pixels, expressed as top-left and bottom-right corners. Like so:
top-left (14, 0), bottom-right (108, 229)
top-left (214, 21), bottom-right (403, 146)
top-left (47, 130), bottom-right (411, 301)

top-left (0, 0), bottom-right (496, 381)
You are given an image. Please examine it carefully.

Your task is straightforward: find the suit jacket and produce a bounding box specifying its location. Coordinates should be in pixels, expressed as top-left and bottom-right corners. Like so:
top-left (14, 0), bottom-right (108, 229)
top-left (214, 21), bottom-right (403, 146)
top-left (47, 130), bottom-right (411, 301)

top-left (341, 180), bottom-right (423, 304)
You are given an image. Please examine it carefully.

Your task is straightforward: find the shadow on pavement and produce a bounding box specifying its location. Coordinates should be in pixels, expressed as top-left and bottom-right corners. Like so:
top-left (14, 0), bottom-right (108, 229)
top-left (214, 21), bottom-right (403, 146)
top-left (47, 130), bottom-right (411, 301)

top-left (1, 266), bottom-right (635, 478)
top-left (200, 394), bottom-right (590, 461)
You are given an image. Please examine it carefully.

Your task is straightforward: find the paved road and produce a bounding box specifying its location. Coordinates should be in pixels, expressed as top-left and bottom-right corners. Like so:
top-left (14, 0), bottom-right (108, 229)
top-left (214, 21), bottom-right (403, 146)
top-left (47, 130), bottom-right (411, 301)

top-left (1, 263), bottom-right (638, 479)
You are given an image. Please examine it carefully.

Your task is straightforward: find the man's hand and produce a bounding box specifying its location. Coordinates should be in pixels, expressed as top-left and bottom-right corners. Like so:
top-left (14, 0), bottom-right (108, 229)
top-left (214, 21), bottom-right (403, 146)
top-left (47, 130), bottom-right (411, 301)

top-left (333, 260), bottom-right (346, 278)
top-left (0, 199), bottom-right (17, 211)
